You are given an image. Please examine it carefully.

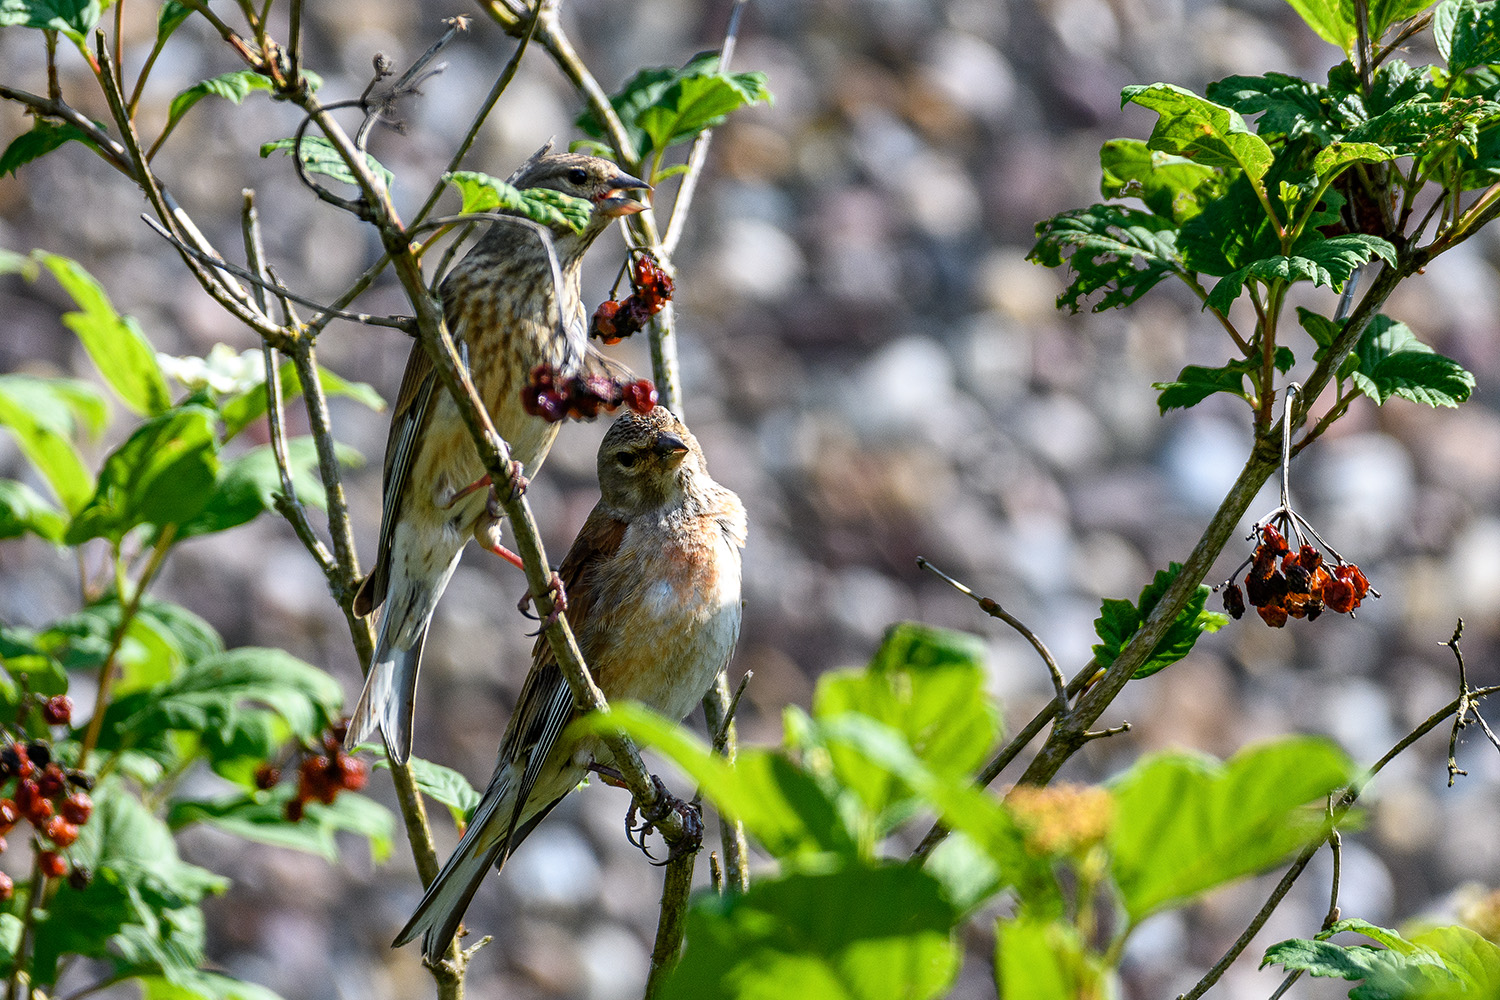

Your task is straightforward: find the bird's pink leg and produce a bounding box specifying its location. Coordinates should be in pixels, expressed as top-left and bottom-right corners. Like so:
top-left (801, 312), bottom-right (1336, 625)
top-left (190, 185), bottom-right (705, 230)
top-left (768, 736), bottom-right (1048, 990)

top-left (438, 473), bottom-right (491, 509)
top-left (516, 572), bottom-right (568, 627)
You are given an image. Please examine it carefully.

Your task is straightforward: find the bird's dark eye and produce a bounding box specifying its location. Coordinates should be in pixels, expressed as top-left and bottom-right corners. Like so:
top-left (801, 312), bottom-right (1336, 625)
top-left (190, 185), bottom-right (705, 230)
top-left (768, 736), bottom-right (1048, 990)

top-left (567, 167), bottom-right (588, 185)
top-left (616, 451), bottom-right (638, 468)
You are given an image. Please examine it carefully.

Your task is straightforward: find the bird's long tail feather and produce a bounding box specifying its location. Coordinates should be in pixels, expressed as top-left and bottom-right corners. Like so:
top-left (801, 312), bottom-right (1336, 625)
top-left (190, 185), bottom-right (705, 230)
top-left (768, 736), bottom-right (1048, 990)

top-left (345, 619), bottom-right (426, 765)
top-left (394, 771), bottom-right (518, 961)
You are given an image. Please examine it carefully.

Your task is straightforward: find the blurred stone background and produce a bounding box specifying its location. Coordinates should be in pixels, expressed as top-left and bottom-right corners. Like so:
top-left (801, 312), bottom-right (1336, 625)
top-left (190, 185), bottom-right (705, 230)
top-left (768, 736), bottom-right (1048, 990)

top-left (3, 0), bottom-right (1499, 997)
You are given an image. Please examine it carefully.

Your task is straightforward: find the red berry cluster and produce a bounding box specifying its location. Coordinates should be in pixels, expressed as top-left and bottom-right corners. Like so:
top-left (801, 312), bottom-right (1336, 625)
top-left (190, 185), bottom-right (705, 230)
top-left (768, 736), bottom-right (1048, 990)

top-left (259, 721), bottom-right (369, 822)
top-left (589, 255), bottom-right (675, 345)
top-left (521, 364), bottom-right (658, 423)
top-left (1220, 524), bottom-right (1374, 627)
top-left (0, 739), bottom-right (94, 898)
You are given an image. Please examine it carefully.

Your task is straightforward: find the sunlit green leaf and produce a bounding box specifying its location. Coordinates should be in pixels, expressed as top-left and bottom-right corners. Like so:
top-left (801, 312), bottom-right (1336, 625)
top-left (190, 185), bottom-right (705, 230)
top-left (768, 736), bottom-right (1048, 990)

top-left (1312, 141), bottom-right (1399, 179)
top-left (1122, 83), bottom-right (1275, 183)
top-left (156, 0), bottom-right (192, 43)
top-left (441, 170), bottom-right (592, 234)
top-left (635, 68), bottom-right (772, 156)
top-left (1153, 350), bottom-right (1295, 413)
top-left (1206, 73), bottom-right (1335, 143)
top-left (574, 702), bottom-right (860, 859)
top-left (0, 0), bottom-right (102, 44)
top-left (996, 915), bottom-right (1113, 1000)
top-left (1091, 563), bottom-right (1228, 679)
top-left (1435, 0), bottom-right (1500, 76)
top-left (813, 622), bottom-right (998, 824)
top-left (36, 252), bottom-right (172, 416)
top-left (141, 971), bottom-right (289, 1000)
top-left (0, 374), bottom-right (105, 513)
top-left (1028, 205), bottom-right (1182, 313)
top-left (169, 786), bottom-right (393, 863)
top-left (662, 862), bottom-right (961, 1000)
top-left (173, 437), bottom-right (360, 540)
top-left (1348, 314), bottom-right (1475, 407)
top-left (166, 70), bottom-right (274, 136)
top-left (1099, 138), bottom-right (1226, 223)
top-left (1109, 737), bottom-right (1355, 925)
top-left (0, 479), bottom-right (65, 542)
top-left (66, 406), bottom-right (220, 544)
top-left (370, 751), bottom-right (479, 828)
top-left (1346, 97), bottom-right (1497, 156)
top-left (0, 121), bottom-right (95, 177)
top-left (1205, 233), bottom-right (1396, 313)
top-left (259, 136), bottom-right (392, 189)
top-left (31, 778), bottom-right (226, 983)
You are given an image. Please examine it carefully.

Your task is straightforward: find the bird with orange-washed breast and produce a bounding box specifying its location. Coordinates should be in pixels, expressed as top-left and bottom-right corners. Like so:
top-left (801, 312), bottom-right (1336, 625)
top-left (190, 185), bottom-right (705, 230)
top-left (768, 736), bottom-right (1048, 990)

top-left (394, 406), bottom-right (747, 961)
top-left (347, 144), bottom-right (650, 764)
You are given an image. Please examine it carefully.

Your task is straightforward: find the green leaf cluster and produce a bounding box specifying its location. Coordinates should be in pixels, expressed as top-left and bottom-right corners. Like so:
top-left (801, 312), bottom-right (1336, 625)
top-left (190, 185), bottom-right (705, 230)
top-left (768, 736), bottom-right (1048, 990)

top-left (1030, 8), bottom-right (1494, 416)
top-left (1264, 918), bottom-right (1500, 998)
top-left (576, 51), bottom-right (771, 175)
top-left (0, 254), bottom-right (379, 550)
top-left (580, 620), bottom-right (1359, 999)
top-left (0, 252), bottom-right (393, 997)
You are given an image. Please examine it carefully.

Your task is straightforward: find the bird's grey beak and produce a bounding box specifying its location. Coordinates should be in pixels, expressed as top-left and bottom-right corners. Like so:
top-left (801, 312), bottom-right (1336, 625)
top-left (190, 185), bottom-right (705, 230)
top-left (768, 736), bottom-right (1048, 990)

top-left (654, 433), bottom-right (689, 460)
top-left (598, 171), bottom-right (652, 219)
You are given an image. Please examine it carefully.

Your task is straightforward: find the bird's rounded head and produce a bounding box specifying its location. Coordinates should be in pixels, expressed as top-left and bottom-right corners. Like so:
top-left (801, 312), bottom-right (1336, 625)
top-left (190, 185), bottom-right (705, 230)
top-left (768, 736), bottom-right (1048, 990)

top-left (596, 407), bottom-right (707, 513)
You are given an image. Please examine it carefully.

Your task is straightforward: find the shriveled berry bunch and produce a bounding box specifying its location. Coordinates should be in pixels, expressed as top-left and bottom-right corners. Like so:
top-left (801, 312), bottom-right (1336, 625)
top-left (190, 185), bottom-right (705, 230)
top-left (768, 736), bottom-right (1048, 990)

top-left (253, 720), bottom-right (369, 822)
top-left (521, 364), bottom-right (658, 423)
top-left (1219, 523), bottom-right (1374, 627)
top-left (0, 735), bottom-right (95, 898)
top-left (589, 254), bottom-right (675, 345)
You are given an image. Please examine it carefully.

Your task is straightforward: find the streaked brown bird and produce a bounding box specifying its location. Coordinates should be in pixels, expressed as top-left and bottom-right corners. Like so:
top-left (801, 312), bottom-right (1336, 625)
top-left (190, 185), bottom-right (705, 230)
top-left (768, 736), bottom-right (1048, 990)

top-left (394, 406), bottom-right (747, 962)
top-left (348, 146), bottom-right (649, 764)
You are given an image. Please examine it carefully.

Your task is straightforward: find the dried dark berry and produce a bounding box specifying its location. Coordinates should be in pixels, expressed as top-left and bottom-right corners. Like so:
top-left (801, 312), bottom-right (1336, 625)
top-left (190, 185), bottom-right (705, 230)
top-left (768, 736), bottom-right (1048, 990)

top-left (591, 299), bottom-right (625, 343)
top-left (67, 866), bottom-right (91, 890)
top-left (60, 792), bottom-right (91, 825)
top-left (285, 798), bottom-right (305, 822)
top-left (0, 747), bottom-right (19, 782)
top-left (1245, 569), bottom-right (1287, 607)
top-left (1297, 545), bottom-right (1322, 573)
top-left (1257, 603), bottom-right (1289, 628)
top-left (0, 799), bottom-right (17, 835)
top-left (42, 696), bottom-right (73, 726)
top-left (624, 380), bottom-right (657, 415)
top-left (1305, 599), bottom-right (1324, 621)
top-left (37, 850), bottom-right (66, 879)
top-left (1260, 523), bottom-right (1289, 556)
top-left (25, 742), bottom-right (50, 770)
top-left (254, 764), bottom-right (281, 791)
top-left (65, 770), bottom-right (94, 791)
top-left (1285, 564), bottom-right (1313, 596)
top-left (43, 816), bottom-right (78, 848)
top-left (37, 764), bottom-right (65, 798)
top-left (1221, 583), bottom-right (1246, 619)
top-left (337, 756), bottom-right (368, 792)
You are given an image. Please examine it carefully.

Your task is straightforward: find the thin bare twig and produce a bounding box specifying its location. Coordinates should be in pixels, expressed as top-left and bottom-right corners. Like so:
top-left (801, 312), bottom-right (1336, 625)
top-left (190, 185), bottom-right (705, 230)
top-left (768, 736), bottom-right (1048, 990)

top-left (1178, 682), bottom-right (1500, 1000)
top-left (661, 0), bottom-right (750, 255)
top-left (910, 660), bottom-right (1100, 862)
top-left (242, 192), bottom-right (339, 577)
top-left (141, 215), bottom-right (414, 335)
top-left (410, 7), bottom-right (544, 231)
top-left (916, 556), bottom-right (1068, 709)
